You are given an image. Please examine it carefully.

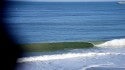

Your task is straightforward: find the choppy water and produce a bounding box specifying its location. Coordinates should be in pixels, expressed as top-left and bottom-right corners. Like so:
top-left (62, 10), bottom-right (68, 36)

top-left (4, 1), bottom-right (125, 70)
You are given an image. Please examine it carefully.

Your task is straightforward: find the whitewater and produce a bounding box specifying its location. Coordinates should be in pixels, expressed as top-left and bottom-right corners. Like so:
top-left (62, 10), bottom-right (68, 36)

top-left (17, 38), bottom-right (125, 70)
top-left (95, 38), bottom-right (125, 47)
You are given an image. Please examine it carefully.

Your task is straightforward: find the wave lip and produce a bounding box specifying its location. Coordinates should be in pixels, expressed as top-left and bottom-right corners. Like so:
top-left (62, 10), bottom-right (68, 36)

top-left (95, 38), bottom-right (125, 48)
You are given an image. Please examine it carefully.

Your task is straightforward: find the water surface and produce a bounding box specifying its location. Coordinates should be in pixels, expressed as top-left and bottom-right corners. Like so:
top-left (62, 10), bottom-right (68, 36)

top-left (4, 1), bottom-right (125, 70)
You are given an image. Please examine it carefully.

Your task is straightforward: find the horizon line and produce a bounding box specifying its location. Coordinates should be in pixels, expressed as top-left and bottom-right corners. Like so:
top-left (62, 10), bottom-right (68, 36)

top-left (6, 1), bottom-right (123, 3)
top-left (7, 0), bottom-right (124, 2)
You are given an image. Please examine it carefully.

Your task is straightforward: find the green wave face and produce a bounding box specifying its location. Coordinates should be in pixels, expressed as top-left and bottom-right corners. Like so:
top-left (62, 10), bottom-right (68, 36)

top-left (21, 42), bottom-right (94, 52)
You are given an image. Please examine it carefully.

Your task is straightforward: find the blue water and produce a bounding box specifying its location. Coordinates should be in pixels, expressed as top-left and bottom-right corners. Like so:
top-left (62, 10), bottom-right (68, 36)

top-left (5, 1), bottom-right (125, 70)
top-left (5, 2), bottom-right (125, 44)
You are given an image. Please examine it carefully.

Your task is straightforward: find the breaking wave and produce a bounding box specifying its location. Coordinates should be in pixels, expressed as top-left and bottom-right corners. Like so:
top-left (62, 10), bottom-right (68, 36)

top-left (17, 38), bottom-right (125, 63)
top-left (95, 38), bottom-right (125, 48)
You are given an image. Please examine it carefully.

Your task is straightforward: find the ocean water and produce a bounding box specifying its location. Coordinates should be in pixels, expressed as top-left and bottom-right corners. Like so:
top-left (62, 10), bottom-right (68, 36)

top-left (5, 1), bottom-right (125, 44)
top-left (4, 1), bottom-right (125, 70)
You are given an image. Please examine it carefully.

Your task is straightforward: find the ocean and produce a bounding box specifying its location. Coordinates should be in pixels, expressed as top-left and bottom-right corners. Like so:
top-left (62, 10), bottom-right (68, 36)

top-left (4, 1), bottom-right (125, 70)
top-left (5, 1), bottom-right (125, 44)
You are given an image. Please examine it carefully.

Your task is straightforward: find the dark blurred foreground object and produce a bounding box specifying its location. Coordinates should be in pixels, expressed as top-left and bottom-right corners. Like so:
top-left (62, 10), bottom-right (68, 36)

top-left (0, 0), bottom-right (22, 70)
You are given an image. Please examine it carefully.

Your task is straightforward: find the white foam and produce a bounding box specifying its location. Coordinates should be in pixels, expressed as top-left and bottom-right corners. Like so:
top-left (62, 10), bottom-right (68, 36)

top-left (81, 63), bottom-right (114, 70)
top-left (95, 38), bottom-right (125, 47)
top-left (18, 52), bottom-right (122, 63)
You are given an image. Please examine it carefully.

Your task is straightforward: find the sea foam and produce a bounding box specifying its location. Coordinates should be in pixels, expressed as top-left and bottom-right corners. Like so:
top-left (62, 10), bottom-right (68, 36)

top-left (95, 38), bottom-right (125, 47)
top-left (18, 52), bottom-right (122, 63)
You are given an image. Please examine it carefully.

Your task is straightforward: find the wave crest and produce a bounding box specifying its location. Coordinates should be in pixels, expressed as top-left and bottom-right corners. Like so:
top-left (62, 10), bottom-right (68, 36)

top-left (95, 38), bottom-right (125, 47)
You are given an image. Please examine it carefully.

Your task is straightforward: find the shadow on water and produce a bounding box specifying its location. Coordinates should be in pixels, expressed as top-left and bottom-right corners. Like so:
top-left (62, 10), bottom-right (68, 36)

top-left (0, 0), bottom-right (23, 70)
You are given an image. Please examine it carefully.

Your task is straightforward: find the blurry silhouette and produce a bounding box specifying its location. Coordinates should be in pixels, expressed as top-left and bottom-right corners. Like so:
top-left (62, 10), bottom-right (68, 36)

top-left (0, 0), bottom-right (23, 70)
